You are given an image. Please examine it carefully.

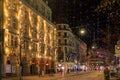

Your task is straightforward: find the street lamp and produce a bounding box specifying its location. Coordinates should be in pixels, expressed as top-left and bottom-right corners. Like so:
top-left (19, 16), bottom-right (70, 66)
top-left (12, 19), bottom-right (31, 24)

top-left (91, 32), bottom-right (97, 50)
top-left (76, 27), bottom-right (93, 66)
top-left (76, 27), bottom-right (92, 46)
top-left (79, 28), bottom-right (86, 35)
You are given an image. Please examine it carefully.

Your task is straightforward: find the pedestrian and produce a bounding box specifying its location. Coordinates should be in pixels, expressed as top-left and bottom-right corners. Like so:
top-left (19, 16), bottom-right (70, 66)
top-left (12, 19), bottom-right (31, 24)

top-left (104, 67), bottom-right (110, 80)
top-left (38, 64), bottom-right (40, 77)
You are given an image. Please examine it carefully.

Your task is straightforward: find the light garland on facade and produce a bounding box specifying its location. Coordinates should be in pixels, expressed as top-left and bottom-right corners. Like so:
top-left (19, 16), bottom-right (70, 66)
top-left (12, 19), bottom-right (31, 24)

top-left (2, 0), bottom-right (58, 76)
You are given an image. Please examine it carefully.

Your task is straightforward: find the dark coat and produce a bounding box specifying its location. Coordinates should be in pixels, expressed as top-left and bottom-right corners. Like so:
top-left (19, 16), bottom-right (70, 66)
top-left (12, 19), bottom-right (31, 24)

top-left (104, 68), bottom-right (110, 80)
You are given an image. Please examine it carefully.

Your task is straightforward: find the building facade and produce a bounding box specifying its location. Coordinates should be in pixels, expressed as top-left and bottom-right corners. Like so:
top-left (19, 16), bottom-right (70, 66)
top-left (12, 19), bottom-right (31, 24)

top-left (0, 0), bottom-right (57, 76)
top-left (79, 39), bottom-right (87, 64)
top-left (56, 24), bottom-right (87, 71)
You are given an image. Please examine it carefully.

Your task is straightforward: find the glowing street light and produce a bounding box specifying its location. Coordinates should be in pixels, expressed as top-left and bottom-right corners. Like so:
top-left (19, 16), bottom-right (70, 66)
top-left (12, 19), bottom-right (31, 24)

top-left (80, 29), bottom-right (85, 35)
top-left (92, 46), bottom-right (95, 49)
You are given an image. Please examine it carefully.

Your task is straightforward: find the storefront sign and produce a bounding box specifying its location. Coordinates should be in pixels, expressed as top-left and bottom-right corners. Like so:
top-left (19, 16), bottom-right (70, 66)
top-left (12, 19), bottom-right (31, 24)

top-left (6, 64), bottom-right (11, 73)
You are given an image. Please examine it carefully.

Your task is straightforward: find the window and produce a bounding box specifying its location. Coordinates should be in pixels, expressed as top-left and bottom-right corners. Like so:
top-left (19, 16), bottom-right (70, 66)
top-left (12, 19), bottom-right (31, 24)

top-left (64, 39), bottom-right (67, 45)
top-left (41, 44), bottom-right (45, 54)
top-left (58, 53), bottom-right (63, 62)
top-left (58, 25), bottom-right (61, 29)
top-left (24, 39), bottom-right (29, 50)
top-left (34, 43), bottom-right (37, 52)
top-left (58, 47), bottom-right (63, 62)
top-left (31, 42), bottom-right (37, 52)
top-left (58, 39), bottom-right (61, 45)
top-left (64, 32), bottom-right (67, 37)
top-left (31, 28), bottom-right (37, 38)
top-left (12, 2), bottom-right (17, 12)
top-left (6, 1), bottom-right (11, 9)
top-left (24, 10), bottom-right (28, 20)
top-left (47, 47), bottom-right (50, 56)
top-left (41, 5), bottom-right (45, 16)
top-left (35, 5), bottom-right (38, 11)
top-left (65, 47), bottom-right (67, 53)
top-left (11, 35), bottom-right (14, 47)
top-left (64, 25), bottom-right (66, 29)
top-left (9, 34), bottom-right (18, 48)
top-left (58, 32), bottom-right (61, 36)
top-left (14, 36), bottom-right (18, 47)
top-left (46, 11), bottom-right (51, 20)
top-left (12, 17), bottom-right (18, 29)
top-left (58, 47), bottom-right (61, 53)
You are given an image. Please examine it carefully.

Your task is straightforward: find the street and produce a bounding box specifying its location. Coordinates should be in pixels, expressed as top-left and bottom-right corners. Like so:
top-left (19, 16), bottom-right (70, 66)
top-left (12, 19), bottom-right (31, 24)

top-left (52, 71), bottom-right (104, 80)
top-left (3, 71), bottom-right (107, 80)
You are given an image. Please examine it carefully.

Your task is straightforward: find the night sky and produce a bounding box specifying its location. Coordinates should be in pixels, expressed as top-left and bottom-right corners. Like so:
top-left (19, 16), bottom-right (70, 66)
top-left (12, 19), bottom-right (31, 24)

top-left (45, 0), bottom-right (120, 49)
top-left (45, 0), bottom-right (102, 46)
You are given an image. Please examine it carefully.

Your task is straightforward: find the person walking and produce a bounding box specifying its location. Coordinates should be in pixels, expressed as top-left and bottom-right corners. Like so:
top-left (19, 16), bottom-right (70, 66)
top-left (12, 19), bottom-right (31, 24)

top-left (38, 64), bottom-right (41, 77)
top-left (104, 67), bottom-right (110, 80)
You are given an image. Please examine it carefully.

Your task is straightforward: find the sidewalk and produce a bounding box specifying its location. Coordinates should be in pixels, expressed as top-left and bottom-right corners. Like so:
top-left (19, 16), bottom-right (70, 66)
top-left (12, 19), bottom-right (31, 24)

top-left (2, 73), bottom-right (77, 80)
top-left (110, 77), bottom-right (116, 80)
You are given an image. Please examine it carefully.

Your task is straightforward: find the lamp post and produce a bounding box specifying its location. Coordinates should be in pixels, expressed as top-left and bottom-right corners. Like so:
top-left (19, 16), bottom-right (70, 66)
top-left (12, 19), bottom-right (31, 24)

top-left (79, 28), bottom-right (92, 46)
top-left (72, 26), bottom-right (93, 67)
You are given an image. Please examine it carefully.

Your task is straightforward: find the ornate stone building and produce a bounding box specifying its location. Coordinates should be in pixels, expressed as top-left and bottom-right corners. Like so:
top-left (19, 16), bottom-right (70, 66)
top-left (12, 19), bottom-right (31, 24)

top-left (79, 40), bottom-right (87, 64)
top-left (0, 0), bottom-right (57, 76)
top-left (56, 24), bottom-right (87, 69)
